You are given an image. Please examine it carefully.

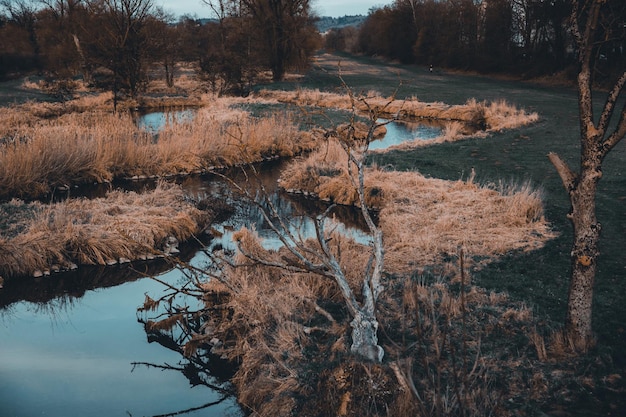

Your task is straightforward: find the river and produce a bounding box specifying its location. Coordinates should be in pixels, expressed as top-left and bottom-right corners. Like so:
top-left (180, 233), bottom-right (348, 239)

top-left (0, 109), bottom-right (438, 417)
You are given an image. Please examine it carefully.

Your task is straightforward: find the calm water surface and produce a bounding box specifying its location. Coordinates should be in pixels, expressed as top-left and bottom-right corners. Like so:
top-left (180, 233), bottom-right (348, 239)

top-left (369, 119), bottom-right (442, 150)
top-left (0, 167), bottom-right (369, 417)
top-left (0, 108), bottom-right (411, 417)
top-left (0, 265), bottom-right (242, 417)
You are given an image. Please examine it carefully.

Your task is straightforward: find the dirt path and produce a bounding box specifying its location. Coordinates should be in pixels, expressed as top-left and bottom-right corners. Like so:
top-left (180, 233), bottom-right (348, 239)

top-left (0, 77), bottom-right (51, 107)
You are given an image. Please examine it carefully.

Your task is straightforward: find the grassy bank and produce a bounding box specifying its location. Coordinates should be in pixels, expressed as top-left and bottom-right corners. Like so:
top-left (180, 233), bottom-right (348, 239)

top-left (2, 52), bottom-right (624, 415)
top-left (0, 99), bottom-right (316, 201)
top-left (201, 53), bottom-right (624, 415)
top-left (0, 183), bottom-right (214, 279)
top-left (278, 138), bottom-right (554, 273)
top-left (279, 53), bottom-right (626, 354)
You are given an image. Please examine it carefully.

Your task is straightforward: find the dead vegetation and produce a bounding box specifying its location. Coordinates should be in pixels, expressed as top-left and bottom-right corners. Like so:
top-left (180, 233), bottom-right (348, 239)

top-left (255, 89), bottom-right (539, 149)
top-left (141, 238), bottom-right (592, 417)
top-left (0, 101), bottom-right (316, 200)
top-left (137, 109), bottom-right (559, 416)
top-left (0, 182), bottom-right (211, 278)
top-left (2, 69), bottom-right (575, 416)
top-left (279, 138), bottom-right (555, 272)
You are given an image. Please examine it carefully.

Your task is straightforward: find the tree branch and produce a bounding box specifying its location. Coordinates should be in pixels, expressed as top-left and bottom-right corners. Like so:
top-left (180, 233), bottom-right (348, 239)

top-left (597, 71), bottom-right (626, 138)
top-left (548, 152), bottom-right (578, 192)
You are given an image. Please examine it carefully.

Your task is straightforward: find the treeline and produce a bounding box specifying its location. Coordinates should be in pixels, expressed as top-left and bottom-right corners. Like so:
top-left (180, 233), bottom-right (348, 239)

top-left (325, 0), bottom-right (625, 83)
top-left (0, 0), bottom-right (320, 98)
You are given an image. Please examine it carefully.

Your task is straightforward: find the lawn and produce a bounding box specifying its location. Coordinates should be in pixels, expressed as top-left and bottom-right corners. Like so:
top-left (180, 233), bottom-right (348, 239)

top-left (268, 52), bottom-right (626, 363)
top-left (2, 52), bottom-right (624, 415)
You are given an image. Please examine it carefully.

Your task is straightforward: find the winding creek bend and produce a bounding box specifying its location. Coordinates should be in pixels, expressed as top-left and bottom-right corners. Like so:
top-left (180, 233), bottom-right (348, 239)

top-left (0, 109), bottom-right (438, 417)
top-left (0, 164), bottom-right (369, 417)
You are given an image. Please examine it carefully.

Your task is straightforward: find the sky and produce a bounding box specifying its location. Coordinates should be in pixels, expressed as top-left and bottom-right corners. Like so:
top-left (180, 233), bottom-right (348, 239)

top-left (154, 0), bottom-right (387, 19)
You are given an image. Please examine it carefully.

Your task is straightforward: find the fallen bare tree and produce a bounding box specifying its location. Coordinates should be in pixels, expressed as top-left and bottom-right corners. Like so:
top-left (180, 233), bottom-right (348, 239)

top-left (212, 83), bottom-right (396, 363)
top-left (136, 83), bottom-right (569, 416)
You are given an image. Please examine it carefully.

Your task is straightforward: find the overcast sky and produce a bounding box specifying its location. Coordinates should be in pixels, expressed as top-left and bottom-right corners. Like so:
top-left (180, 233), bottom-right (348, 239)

top-left (155, 0), bottom-right (386, 18)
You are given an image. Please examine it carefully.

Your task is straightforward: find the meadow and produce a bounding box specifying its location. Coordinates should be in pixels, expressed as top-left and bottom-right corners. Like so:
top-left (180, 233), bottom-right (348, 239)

top-left (235, 53), bottom-right (626, 415)
top-left (1, 52), bottom-right (625, 415)
top-left (285, 53), bottom-right (626, 356)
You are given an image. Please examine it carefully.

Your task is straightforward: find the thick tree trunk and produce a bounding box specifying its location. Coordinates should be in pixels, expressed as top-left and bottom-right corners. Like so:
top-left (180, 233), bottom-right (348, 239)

top-left (350, 311), bottom-right (384, 362)
top-left (565, 169), bottom-right (601, 351)
top-left (549, 139), bottom-right (603, 353)
top-left (548, 0), bottom-right (626, 355)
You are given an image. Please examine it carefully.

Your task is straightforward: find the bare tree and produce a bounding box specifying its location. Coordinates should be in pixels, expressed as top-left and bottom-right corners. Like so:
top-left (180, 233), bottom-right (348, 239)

top-left (548, 0), bottom-right (626, 353)
top-left (83, 0), bottom-right (156, 107)
top-left (0, 0), bottom-right (41, 65)
top-left (239, 0), bottom-right (318, 82)
top-left (220, 94), bottom-right (391, 362)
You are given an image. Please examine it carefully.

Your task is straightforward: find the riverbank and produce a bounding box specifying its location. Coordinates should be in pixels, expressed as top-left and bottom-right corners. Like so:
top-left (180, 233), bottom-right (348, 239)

top-left (3, 53), bottom-right (625, 416)
top-left (0, 182), bottom-right (227, 280)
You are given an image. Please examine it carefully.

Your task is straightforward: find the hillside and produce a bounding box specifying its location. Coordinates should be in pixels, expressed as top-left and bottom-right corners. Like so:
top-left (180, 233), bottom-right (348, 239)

top-left (316, 15), bottom-right (366, 32)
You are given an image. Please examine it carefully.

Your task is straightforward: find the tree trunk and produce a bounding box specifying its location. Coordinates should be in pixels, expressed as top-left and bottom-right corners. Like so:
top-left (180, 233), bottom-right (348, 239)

top-left (350, 311), bottom-right (384, 362)
top-left (565, 168), bottom-right (601, 351)
top-left (549, 0), bottom-right (626, 355)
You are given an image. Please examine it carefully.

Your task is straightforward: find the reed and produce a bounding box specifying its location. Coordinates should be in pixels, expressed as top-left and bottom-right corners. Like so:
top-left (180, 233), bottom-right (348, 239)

top-left (0, 102), bottom-right (316, 200)
top-left (279, 138), bottom-right (556, 273)
top-left (177, 225), bottom-right (549, 416)
top-left (0, 182), bottom-right (209, 278)
top-left (255, 88), bottom-right (538, 136)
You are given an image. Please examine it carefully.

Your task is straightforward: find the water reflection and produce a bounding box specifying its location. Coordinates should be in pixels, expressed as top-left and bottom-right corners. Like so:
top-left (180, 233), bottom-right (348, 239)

top-left (0, 159), bottom-right (372, 417)
top-left (133, 107), bottom-right (444, 151)
top-left (369, 119), bottom-right (443, 150)
top-left (135, 108), bottom-right (196, 134)
top-left (2, 107), bottom-right (382, 417)
top-left (0, 271), bottom-right (242, 417)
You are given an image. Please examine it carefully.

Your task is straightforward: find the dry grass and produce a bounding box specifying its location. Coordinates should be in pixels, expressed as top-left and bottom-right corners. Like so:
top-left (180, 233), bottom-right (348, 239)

top-left (377, 277), bottom-right (543, 417)
top-left (176, 247), bottom-right (597, 416)
top-left (0, 102), bottom-right (317, 200)
top-left (379, 172), bottom-right (553, 273)
top-left (0, 182), bottom-right (209, 278)
top-left (256, 88), bottom-right (538, 130)
top-left (279, 138), bottom-right (556, 273)
top-left (154, 226), bottom-right (556, 416)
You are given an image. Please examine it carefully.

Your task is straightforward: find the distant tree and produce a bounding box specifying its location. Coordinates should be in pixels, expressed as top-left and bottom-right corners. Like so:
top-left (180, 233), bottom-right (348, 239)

top-left (510, 0), bottom-right (571, 75)
top-left (356, 6), bottom-right (394, 57)
top-left (144, 10), bottom-right (178, 88)
top-left (200, 0), bottom-right (260, 95)
top-left (0, 0), bottom-right (41, 72)
top-left (36, 0), bottom-right (88, 79)
top-left (480, 0), bottom-right (514, 71)
top-left (548, 0), bottom-right (626, 353)
top-left (324, 26), bottom-right (358, 53)
top-left (239, 0), bottom-right (319, 81)
top-left (82, 0), bottom-right (160, 107)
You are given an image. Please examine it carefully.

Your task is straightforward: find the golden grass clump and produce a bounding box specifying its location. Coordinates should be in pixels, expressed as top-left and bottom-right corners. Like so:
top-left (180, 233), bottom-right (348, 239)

top-left (379, 171), bottom-right (554, 273)
top-left (253, 89), bottom-right (539, 150)
top-left (0, 182), bottom-right (209, 278)
top-left (184, 225), bottom-right (556, 416)
top-left (195, 225), bottom-right (387, 415)
top-left (279, 139), bottom-right (556, 273)
top-left (205, 229), bottom-right (328, 416)
top-left (0, 101), bottom-right (317, 200)
top-left (0, 111), bottom-right (149, 198)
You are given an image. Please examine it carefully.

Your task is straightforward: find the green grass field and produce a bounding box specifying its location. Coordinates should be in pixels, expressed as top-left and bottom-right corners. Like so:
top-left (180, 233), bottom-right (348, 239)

top-left (267, 53), bottom-right (626, 362)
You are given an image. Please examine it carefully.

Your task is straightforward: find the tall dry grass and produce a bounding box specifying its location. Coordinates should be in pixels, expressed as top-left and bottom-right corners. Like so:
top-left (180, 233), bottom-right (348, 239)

top-left (0, 182), bottom-right (208, 278)
top-left (146, 224), bottom-right (391, 416)
top-left (279, 138), bottom-right (556, 273)
top-left (255, 89), bottom-right (539, 148)
top-left (256, 89), bottom-right (538, 128)
top-left (143, 225), bottom-right (553, 416)
top-left (0, 103), bottom-right (317, 200)
top-left (380, 274), bottom-right (543, 417)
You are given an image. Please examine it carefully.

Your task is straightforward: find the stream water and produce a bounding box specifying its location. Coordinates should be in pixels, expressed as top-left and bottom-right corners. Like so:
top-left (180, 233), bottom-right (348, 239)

top-left (369, 119), bottom-right (442, 150)
top-left (0, 109), bottom-right (434, 417)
